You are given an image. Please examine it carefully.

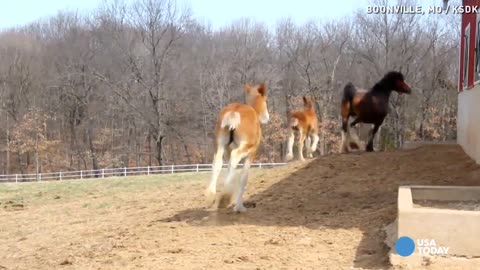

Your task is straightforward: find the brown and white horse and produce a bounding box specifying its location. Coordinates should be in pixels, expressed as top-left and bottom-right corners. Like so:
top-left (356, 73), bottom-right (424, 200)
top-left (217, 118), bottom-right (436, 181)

top-left (206, 83), bottom-right (269, 213)
top-left (285, 96), bottom-right (319, 161)
top-left (340, 71), bottom-right (411, 153)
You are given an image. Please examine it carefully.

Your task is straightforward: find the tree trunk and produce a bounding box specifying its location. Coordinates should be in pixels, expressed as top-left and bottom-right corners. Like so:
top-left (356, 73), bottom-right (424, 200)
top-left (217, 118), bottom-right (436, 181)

top-left (86, 124), bottom-right (99, 177)
top-left (5, 111), bottom-right (9, 174)
top-left (156, 135), bottom-right (164, 166)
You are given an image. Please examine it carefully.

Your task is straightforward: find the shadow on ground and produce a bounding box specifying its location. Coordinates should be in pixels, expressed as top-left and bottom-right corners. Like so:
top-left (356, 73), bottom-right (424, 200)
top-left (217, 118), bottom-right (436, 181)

top-left (161, 145), bottom-right (480, 269)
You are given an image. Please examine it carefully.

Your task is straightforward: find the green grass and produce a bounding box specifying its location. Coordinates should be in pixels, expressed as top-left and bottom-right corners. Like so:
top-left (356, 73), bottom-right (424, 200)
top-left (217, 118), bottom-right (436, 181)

top-left (0, 168), bottom-right (266, 210)
top-left (0, 172), bottom-right (210, 208)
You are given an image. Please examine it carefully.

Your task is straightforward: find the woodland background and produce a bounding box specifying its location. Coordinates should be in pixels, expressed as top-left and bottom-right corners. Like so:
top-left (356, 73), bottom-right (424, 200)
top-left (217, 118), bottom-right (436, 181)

top-left (0, 0), bottom-right (459, 174)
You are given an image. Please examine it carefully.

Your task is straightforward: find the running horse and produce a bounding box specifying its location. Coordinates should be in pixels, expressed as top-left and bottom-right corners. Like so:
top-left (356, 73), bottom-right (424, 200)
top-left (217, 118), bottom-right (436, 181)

top-left (206, 83), bottom-right (270, 213)
top-left (340, 71), bottom-right (411, 153)
top-left (285, 96), bottom-right (319, 161)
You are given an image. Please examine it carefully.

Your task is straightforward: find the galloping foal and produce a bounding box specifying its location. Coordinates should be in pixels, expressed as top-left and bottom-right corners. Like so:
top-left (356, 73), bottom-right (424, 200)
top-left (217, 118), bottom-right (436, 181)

top-left (206, 83), bottom-right (270, 213)
top-left (285, 96), bottom-right (319, 161)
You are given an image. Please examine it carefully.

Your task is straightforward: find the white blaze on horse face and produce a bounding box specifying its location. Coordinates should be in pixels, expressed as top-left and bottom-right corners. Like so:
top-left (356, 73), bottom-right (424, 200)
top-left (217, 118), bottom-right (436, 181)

top-left (257, 97), bottom-right (269, 124)
top-left (246, 86), bottom-right (269, 124)
top-left (259, 109), bottom-right (269, 124)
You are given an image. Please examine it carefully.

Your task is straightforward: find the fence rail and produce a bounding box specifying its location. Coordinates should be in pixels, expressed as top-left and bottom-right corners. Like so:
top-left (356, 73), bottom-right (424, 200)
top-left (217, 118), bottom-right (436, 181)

top-left (0, 162), bottom-right (287, 183)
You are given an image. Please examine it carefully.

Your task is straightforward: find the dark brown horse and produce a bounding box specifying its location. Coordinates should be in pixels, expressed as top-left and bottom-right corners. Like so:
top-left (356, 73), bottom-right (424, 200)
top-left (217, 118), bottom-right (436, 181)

top-left (340, 71), bottom-right (411, 153)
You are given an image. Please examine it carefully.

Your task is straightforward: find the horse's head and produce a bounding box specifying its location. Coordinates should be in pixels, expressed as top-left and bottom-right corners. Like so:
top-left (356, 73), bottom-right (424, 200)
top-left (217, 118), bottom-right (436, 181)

top-left (245, 83), bottom-right (269, 124)
top-left (383, 71), bottom-right (411, 95)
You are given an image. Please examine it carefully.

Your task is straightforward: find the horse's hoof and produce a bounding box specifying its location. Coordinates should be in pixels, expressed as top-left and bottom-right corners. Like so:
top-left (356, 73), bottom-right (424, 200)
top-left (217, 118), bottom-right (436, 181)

top-left (205, 186), bottom-right (215, 197)
top-left (233, 204), bottom-right (247, 213)
top-left (366, 147), bottom-right (374, 152)
top-left (205, 188), bottom-right (217, 205)
top-left (349, 142), bottom-right (360, 150)
top-left (217, 192), bottom-right (232, 208)
top-left (299, 158), bottom-right (306, 162)
top-left (205, 193), bottom-right (216, 207)
top-left (285, 153), bottom-right (293, 161)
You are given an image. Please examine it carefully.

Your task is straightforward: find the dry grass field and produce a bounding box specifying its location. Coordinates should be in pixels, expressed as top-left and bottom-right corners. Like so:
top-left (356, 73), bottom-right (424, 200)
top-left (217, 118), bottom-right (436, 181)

top-left (1, 144), bottom-right (480, 270)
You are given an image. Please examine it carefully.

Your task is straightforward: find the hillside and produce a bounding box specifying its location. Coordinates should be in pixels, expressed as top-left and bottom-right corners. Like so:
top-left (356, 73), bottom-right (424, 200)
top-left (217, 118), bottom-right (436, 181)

top-left (1, 144), bottom-right (479, 269)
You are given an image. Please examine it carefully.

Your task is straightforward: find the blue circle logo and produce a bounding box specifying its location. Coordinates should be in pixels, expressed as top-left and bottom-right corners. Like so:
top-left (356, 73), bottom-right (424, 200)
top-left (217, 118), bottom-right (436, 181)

top-left (395, 236), bottom-right (415, 257)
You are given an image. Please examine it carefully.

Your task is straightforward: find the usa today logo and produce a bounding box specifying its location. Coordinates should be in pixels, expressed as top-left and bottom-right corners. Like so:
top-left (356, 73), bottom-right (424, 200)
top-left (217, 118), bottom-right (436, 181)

top-left (395, 236), bottom-right (450, 256)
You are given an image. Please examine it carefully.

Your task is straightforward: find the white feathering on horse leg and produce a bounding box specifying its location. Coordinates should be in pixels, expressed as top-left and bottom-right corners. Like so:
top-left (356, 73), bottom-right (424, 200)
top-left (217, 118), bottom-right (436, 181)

top-left (340, 130), bottom-right (348, 153)
top-left (298, 132), bottom-right (306, 161)
top-left (310, 133), bottom-right (319, 153)
top-left (285, 130), bottom-right (295, 161)
top-left (218, 146), bottom-right (246, 208)
top-left (305, 136), bottom-right (312, 158)
top-left (206, 145), bottom-right (225, 207)
top-left (348, 127), bottom-right (362, 150)
top-left (233, 158), bottom-right (251, 213)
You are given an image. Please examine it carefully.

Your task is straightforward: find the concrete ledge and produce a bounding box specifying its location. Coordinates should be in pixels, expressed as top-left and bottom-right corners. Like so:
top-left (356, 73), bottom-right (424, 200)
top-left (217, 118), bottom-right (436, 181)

top-left (391, 185), bottom-right (480, 267)
top-left (402, 141), bottom-right (457, 150)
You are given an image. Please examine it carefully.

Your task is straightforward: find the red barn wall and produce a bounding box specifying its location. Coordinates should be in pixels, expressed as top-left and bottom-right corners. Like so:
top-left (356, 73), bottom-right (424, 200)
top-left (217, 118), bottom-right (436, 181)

top-left (458, 0), bottom-right (480, 164)
top-left (459, 0), bottom-right (479, 90)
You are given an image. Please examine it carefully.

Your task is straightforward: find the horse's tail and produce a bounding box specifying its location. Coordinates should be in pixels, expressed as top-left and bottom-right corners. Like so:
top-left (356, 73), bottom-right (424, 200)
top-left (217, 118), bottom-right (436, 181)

top-left (289, 116), bottom-right (299, 129)
top-left (221, 111), bottom-right (240, 146)
top-left (340, 82), bottom-right (360, 153)
top-left (342, 82), bottom-right (356, 105)
top-left (303, 96), bottom-right (314, 111)
top-left (221, 111), bottom-right (241, 131)
top-left (341, 82), bottom-right (356, 131)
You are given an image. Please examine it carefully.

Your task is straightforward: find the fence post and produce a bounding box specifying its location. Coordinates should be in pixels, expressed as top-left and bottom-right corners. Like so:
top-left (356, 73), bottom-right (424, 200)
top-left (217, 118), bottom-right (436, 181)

top-left (147, 166), bottom-right (150, 175)
top-left (39, 173), bottom-right (42, 182)
top-left (80, 170), bottom-right (83, 179)
top-left (102, 169), bottom-right (105, 178)
top-left (196, 164), bottom-right (199, 172)
top-left (15, 174), bottom-right (18, 183)
top-left (124, 167), bottom-right (127, 177)
top-left (259, 163), bottom-right (262, 169)
top-left (171, 164), bottom-right (174, 174)
top-left (59, 172), bottom-right (62, 181)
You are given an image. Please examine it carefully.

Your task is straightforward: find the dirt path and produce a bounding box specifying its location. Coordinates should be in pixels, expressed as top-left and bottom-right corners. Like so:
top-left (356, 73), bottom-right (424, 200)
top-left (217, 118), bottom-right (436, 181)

top-left (1, 145), bottom-right (479, 270)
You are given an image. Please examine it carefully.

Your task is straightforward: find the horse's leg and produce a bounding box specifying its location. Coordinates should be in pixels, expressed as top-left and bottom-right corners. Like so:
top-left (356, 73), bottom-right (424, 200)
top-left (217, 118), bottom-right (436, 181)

top-left (366, 122), bottom-right (382, 152)
top-left (347, 118), bottom-right (363, 150)
top-left (224, 143), bottom-right (232, 162)
top-left (298, 131), bottom-right (306, 161)
top-left (206, 142), bottom-right (225, 205)
top-left (305, 136), bottom-right (312, 158)
top-left (233, 151), bottom-right (254, 213)
top-left (340, 118), bottom-right (350, 153)
top-left (285, 129), bottom-right (295, 161)
top-left (310, 133), bottom-right (319, 154)
top-left (350, 118), bottom-right (361, 127)
top-left (218, 144), bottom-right (248, 208)
top-left (350, 126), bottom-right (362, 150)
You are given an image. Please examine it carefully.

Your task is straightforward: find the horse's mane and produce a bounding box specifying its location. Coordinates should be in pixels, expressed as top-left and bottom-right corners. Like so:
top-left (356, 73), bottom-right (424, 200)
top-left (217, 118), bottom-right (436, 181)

top-left (370, 71), bottom-right (404, 93)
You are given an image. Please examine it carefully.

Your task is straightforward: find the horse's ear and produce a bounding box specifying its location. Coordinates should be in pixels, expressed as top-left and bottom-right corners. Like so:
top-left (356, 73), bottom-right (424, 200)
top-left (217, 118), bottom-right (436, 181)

top-left (245, 83), bottom-right (251, 93)
top-left (258, 83), bottom-right (267, 96)
top-left (303, 96), bottom-right (313, 109)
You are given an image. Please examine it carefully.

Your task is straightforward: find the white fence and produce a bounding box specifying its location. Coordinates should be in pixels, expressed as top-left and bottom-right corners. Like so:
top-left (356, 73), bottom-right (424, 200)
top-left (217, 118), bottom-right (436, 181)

top-left (0, 162), bottom-right (287, 183)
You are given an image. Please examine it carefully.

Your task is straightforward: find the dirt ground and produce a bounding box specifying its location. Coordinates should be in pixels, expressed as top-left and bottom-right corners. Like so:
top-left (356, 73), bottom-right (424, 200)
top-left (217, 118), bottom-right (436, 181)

top-left (1, 144), bottom-right (480, 270)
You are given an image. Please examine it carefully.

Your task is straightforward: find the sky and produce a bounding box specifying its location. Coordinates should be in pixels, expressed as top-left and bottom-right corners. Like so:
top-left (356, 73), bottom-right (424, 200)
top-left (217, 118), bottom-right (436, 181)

top-left (0, 0), bottom-right (447, 30)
